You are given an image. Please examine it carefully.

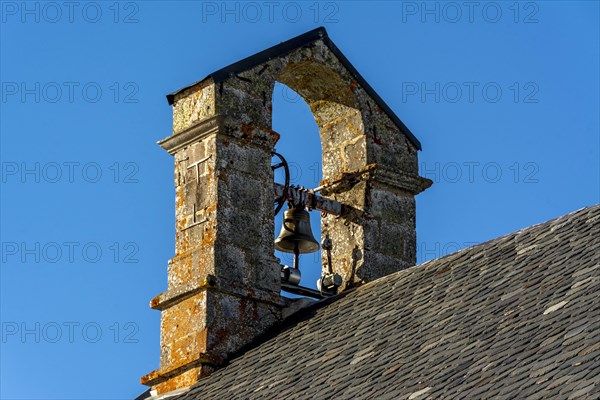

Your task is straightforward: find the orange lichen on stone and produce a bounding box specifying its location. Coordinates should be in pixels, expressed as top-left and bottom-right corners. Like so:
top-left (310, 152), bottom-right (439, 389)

top-left (152, 365), bottom-right (216, 395)
top-left (167, 329), bottom-right (209, 368)
top-left (140, 369), bottom-right (161, 386)
top-left (153, 367), bottom-right (201, 394)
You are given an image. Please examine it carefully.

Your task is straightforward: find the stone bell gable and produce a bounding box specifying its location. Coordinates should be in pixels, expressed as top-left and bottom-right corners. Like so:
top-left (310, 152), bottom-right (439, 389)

top-left (141, 27), bottom-right (431, 395)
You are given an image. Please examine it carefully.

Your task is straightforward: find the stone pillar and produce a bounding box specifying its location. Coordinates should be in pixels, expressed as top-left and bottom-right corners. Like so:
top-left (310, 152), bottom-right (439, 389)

top-left (313, 97), bottom-right (432, 290)
top-left (141, 80), bottom-right (285, 394)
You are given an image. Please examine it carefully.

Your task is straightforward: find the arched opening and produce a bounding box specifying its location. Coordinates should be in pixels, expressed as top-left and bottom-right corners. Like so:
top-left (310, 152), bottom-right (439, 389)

top-left (272, 82), bottom-right (323, 291)
top-left (270, 58), bottom-right (369, 292)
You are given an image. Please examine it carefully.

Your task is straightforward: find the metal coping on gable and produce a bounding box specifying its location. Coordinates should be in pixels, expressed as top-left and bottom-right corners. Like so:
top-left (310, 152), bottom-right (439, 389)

top-left (165, 27), bottom-right (422, 151)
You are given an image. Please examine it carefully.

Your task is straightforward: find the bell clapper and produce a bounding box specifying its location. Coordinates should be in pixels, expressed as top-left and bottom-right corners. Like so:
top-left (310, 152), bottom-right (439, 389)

top-left (322, 236), bottom-right (333, 274)
top-left (293, 243), bottom-right (300, 270)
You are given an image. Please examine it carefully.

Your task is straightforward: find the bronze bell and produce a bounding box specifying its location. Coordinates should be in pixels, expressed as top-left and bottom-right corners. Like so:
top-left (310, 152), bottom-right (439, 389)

top-left (275, 207), bottom-right (320, 255)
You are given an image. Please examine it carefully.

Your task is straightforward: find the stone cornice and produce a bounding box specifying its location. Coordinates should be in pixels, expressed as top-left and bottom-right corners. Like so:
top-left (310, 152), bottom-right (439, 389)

top-left (158, 115), bottom-right (280, 154)
top-left (157, 115), bottom-right (221, 155)
top-left (150, 274), bottom-right (288, 311)
top-left (372, 167), bottom-right (433, 195)
top-left (141, 354), bottom-right (221, 387)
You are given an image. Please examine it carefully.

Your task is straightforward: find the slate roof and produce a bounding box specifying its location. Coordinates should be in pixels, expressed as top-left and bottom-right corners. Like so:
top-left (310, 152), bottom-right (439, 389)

top-left (172, 205), bottom-right (600, 400)
top-left (165, 27), bottom-right (422, 150)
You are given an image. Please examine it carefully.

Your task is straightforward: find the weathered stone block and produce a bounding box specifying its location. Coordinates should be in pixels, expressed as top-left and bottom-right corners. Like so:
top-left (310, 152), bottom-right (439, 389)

top-left (204, 291), bottom-right (282, 357)
top-left (159, 292), bottom-right (207, 368)
top-left (173, 82), bottom-right (216, 133)
top-left (369, 188), bottom-right (416, 226)
top-left (379, 222), bottom-right (409, 259)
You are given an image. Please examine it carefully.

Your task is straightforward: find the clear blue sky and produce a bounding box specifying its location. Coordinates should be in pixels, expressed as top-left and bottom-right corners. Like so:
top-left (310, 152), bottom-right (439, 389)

top-left (1, 1), bottom-right (598, 399)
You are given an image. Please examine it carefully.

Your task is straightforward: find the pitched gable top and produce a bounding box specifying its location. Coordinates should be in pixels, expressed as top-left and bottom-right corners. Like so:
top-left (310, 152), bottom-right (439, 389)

top-left (165, 27), bottom-right (422, 150)
top-left (164, 204), bottom-right (600, 400)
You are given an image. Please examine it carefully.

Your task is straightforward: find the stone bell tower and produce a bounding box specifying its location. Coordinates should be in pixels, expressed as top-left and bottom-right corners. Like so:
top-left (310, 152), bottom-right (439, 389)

top-left (141, 27), bottom-right (431, 395)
